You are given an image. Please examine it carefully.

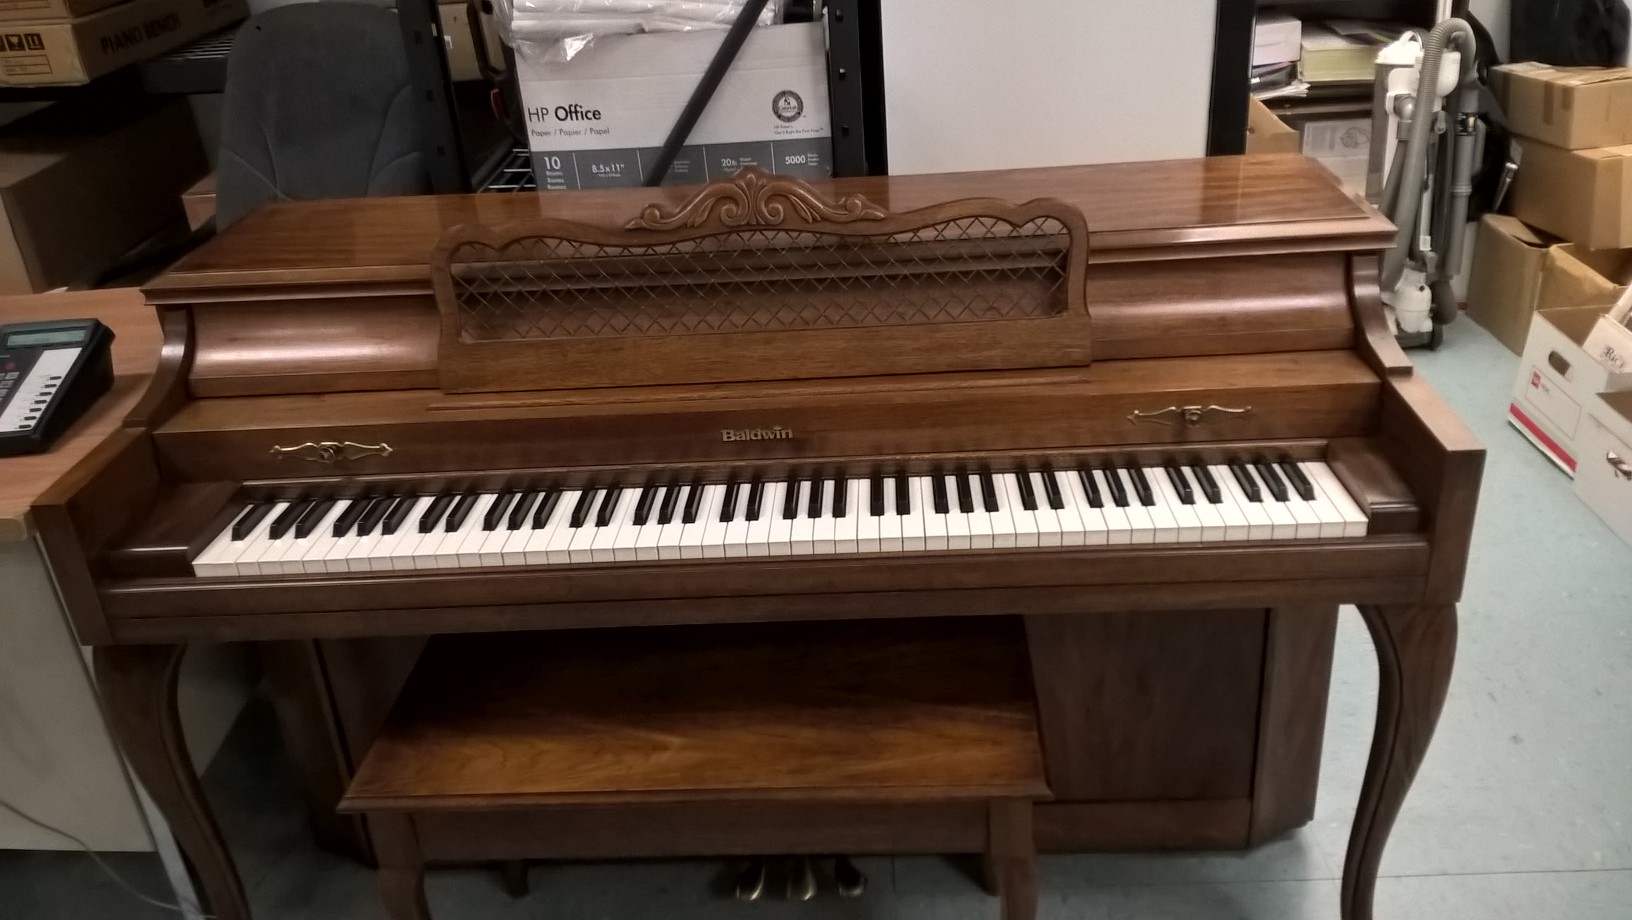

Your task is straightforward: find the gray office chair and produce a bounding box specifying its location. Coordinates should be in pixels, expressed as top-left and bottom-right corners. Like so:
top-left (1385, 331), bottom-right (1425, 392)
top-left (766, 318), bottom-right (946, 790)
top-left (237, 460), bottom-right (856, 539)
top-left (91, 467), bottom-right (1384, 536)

top-left (215, 2), bottom-right (432, 229)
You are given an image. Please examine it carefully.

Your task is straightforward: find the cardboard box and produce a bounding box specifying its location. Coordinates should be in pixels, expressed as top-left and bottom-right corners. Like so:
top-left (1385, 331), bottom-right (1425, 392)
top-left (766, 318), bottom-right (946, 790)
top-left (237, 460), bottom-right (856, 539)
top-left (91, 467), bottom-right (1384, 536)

top-left (1581, 299), bottom-right (1632, 389)
top-left (1492, 63), bottom-right (1632, 150)
top-left (516, 21), bottom-right (830, 190)
top-left (1507, 138), bottom-right (1632, 250)
top-left (439, 1), bottom-right (500, 83)
top-left (1508, 304), bottom-right (1632, 475)
top-left (0, 97), bottom-right (206, 293)
top-left (0, 0), bottom-right (247, 86)
top-left (1572, 390), bottom-right (1632, 548)
top-left (1245, 97), bottom-right (1299, 155)
top-left (1465, 214), bottom-right (1632, 354)
top-left (1253, 11), bottom-right (1300, 67)
top-left (0, 0), bottom-right (123, 24)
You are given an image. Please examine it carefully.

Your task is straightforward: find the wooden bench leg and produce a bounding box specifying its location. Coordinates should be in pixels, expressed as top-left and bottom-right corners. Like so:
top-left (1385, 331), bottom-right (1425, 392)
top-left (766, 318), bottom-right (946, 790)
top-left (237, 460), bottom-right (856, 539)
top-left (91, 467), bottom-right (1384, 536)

top-left (370, 814), bottom-right (432, 920)
top-left (986, 801), bottom-right (1038, 920)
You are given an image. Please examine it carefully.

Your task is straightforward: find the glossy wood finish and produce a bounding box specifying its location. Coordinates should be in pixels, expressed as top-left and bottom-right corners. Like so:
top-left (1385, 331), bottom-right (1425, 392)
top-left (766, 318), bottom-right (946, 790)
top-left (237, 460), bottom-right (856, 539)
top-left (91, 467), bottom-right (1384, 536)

top-left (343, 619), bottom-right (1046, 810)
top-left (32, 157), bottom-right (1482, 920)
top-left (0, 289), bottom-right (160, 543)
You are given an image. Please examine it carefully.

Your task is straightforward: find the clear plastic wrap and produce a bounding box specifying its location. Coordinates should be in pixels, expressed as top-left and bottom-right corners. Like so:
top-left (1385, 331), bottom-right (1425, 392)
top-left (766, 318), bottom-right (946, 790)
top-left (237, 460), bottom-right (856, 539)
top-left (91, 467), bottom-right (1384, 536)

top-left (495, 0), bottom-right (782, 62)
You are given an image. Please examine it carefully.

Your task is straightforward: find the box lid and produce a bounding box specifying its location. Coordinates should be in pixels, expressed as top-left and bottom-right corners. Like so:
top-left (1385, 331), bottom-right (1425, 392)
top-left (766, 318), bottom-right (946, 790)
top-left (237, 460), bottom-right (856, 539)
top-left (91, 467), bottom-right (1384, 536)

top-left (1497, 62), bottom-right (1632, 87)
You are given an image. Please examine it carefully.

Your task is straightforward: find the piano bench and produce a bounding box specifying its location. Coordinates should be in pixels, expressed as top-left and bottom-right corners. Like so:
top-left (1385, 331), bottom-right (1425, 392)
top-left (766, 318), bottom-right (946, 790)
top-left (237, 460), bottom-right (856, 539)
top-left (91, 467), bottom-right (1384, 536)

top-left (340, 618), bottom-right (1050, 920)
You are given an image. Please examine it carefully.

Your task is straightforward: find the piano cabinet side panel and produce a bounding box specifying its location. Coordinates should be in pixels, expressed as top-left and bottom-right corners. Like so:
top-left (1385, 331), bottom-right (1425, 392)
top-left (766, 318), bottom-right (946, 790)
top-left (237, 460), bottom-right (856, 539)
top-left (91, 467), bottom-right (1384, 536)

top-left (1024, 610), bottom-right (1267, 805)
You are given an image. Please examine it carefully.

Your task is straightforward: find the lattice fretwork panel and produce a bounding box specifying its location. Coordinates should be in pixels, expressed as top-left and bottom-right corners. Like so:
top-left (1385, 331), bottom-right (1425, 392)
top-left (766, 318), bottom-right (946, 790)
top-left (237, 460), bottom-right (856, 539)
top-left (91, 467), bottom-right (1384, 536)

top-left (446, 217), bottom-right (1073, 343)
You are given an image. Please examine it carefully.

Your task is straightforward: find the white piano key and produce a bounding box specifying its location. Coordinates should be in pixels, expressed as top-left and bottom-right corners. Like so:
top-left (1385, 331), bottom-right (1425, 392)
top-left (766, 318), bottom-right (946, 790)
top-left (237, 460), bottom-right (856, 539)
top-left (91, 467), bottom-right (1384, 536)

top-left (1151, 469), bottom-right (1203, 543)
top-left (1134, 468), bottom-right (1180, 543)
top-left (1203, 466), bottom-right (1252, 541)
top-left (700, 484), bottom-right (733, 559)
top-left (810, 478), bottom-right (839, 555)
top-left (1112, 470), bottom-right (1155, 544)
top-left (881, 478), bottom-right (908, 552)
top-left (1041, 472), bottom-right (1087, 547)
top-left (908, 477), bottom-right (939, 551)
top-left (1257, 479), bottom-right (1300, 540)
top-left (267, 502), bottom-right (348, 575)
top-left (788, 481), bottom-right (817, 555)
top-left (720, 484), bottom-right (756, 558)
top-left (963, 475), bottom-right (997, 550)
top-left (525, 493), bottom-right (578, 565)
top-left (1092, 469), bottom-right (1133, 545)
top-left (499, 508), bottom-right (538, 566)
top-left (1185, 470), bottom-right (1229, 542)
top-left (942, 475), bottom-right (972, 550)
top-left (1027, 472), bottom-right (1065, 547)
top-left (365, 498), bottom-right (429, 571)
top-left (999, 475), bottom-right (1040, 548)
top-left (192, 507), bottom-right (257, 576)
top-left (233, 502), bottom-right (293, 576)
top-left (565, 494), bottom-right (605, 564)
top-left (676, 485), bottom-right (722, 559)
top-left (588, 489), bottom-right (632, 563)
top-left (1289, 463), bottom-right (1349, 538)
top-left (448, 495), bottom-right (499, 567)
top-left (743, 482), bottom-right (780, 557)
top-left (832, 478), bottom-right (862, 554)
top-left (1279, 480), bottom-right (1323, 539)
top-left (1304, 462), bottom-right (1370, 538)
top-left (1063, 471), bottom-right (1109, 546)
top-left (983, 474), bottom-right (1018, 549)
top-left (474, 500), bottom-right (526, 567)
top-left (856, 481), bottom-right (884, 553)
top-left (1213, 465), bottom-right (1274, 541)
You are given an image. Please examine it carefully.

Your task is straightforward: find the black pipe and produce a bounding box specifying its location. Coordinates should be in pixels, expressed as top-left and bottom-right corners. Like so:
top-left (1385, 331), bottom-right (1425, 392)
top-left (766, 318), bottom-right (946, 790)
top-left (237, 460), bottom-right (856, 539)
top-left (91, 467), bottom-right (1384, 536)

top-left (645, 0), bottom-right (772, 186)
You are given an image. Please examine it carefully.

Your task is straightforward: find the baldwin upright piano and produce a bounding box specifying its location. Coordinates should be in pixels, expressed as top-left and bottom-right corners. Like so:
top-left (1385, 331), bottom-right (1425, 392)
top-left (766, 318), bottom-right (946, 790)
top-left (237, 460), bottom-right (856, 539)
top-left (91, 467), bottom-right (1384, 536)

top-left (35, 156), bottom-right (1480, 920)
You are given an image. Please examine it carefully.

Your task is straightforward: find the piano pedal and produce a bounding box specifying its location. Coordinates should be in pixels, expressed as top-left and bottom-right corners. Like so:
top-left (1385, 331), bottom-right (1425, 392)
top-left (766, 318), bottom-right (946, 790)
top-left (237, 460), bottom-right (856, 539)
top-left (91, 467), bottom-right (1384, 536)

top-left (833, 856), bottom-right (867, 898)
top-left (786, 857), bottom-right (818, 901)
top-left (733, 859), bottom-right (769, 902)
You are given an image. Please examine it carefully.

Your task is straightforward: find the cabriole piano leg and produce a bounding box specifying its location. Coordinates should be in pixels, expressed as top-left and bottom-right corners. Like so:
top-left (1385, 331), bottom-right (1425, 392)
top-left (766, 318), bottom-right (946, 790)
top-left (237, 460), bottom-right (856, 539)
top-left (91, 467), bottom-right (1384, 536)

top-left (93, 644), bottom-right (251, 920)
top-left (1343, 604), bottom-right (1458, 920)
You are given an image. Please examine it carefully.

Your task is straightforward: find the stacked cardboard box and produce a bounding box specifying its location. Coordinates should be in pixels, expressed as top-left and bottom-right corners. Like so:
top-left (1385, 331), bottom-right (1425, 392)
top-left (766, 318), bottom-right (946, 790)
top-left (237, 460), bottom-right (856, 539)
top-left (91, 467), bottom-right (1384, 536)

top-left (1479, 64), bottom-right (1632, 546)
top-left (0, 0), bottom-right (245, 86)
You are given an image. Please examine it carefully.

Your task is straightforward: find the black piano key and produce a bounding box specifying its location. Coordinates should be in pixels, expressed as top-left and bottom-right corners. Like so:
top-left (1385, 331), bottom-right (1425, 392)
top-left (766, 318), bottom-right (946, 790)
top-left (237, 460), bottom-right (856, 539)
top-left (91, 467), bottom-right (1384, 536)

top-left (1279, 460), bottom-right (1316, 501)
top-left (682, 481), bottom-right (705, 525)
top-left (356, 496), bottom-right (394, 537)
top-left (381, 496), bottom-right (417, 535)
top-left (781, 478), bottom-right (802, 520)
top-left (1164, 465), bottom-right (1195, 505)
top-left (1254, 461), bottom-right (1290, 502)
top-left (418, 494), bottom-right (454, 533)
top-left (870, 473), bottom-right (885, 517)
top-left (509, 492), bottom-right (541, 530)
top-left (1229, 460), bottom-right (1263, 502)
top-left (832, 474), bottom-right (848, 518)
top-left (1191, 464), bottom-right (1222, 504)
top-left (293, 499), bottom-right (337, 539)
top-left (931, 474), bottom-right (950, 514)
top-left (595, 486), bottom-right (623, 527)
top-left (894, 471), bottom-right (911, 515)
top-left (656, 483), bottom-right (681, 526)
top-left (745, 477), bottom-right (765, 522)
top-left (1100, 466), bottom-right (1129, 508)
top-left (807, 476), bottom-right (825, 518)
top-left (445, 493), bottom-right (480, 531)
top-left (633, 483), bottom-right (657, 526)
top-left (265, 501), bottom-right (310, 541)
top-left (1014, 469), bottom-right (1038, 511)
top-left (1041, 469), bottom-right (1065, 510)
top-left (1126, 466), bottom-right (1156, 507)
top-left (955, 473), bottom-right (975, 513)
top-left (1076, 468), bottom-right (1103, 508)
top-left (979, 470), bottom-right (1000, 512)
top-left (483, 491), bottom-right (517, 531)
top-left (231, 503), bottom-right (274, 540)
top-left (533, 490), bottom-right (562, 528)
top-left (332, 498), bottom-right (371, 537)
top-left (569, 489), bottom-right (599, 528)
top-left (719, 477), bottom-right (740, 523)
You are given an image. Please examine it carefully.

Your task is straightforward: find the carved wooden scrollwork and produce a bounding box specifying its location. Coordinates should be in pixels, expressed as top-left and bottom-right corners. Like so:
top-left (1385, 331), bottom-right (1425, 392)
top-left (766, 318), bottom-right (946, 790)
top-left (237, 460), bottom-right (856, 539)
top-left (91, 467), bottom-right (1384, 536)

top-left (624, 166), bottom-right (889, 231)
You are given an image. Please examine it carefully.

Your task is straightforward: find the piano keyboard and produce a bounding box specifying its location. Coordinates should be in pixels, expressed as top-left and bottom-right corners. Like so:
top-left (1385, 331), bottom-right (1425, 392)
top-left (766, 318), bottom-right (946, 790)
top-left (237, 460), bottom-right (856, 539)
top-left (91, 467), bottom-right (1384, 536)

top-left (192, 460), bottom-right (1369, 577)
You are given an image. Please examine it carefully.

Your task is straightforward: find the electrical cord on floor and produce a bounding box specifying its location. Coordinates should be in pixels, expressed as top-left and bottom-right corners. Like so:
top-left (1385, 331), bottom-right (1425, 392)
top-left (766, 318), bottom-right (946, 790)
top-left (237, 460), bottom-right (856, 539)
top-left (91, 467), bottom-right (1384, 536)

top-left (0, 794), bottom-right (212, 918)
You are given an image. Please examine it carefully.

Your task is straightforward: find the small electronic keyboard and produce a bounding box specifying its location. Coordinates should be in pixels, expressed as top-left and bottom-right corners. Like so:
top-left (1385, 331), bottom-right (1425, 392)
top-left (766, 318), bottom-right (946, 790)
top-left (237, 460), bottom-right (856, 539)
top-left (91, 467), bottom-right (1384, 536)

top-left (0, 318), bottom-right (115, 457)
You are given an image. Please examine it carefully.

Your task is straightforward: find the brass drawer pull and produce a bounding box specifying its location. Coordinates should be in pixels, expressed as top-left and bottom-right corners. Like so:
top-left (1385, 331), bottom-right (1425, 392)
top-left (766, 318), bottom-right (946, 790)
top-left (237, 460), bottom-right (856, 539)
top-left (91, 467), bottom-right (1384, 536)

top-left (1128, 405), bottom-right (1253, 428)
top-left (269, 441), bottom-right (393, 464)
top-left (1610, 451), bottom-right (1632, 481)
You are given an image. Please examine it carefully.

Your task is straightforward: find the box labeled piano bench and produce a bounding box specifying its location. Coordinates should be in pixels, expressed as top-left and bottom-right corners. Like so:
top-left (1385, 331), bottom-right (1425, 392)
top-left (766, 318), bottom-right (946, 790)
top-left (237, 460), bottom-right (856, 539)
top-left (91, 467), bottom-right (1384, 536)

top-left (514, 21), bottom-right (831, 190)
top-left (1573, 391), bottom-right (1632, 550)
top-left (1510, 304), bottom-right (1632, 475)
top-left (0, 0), bottom-right (247, 86)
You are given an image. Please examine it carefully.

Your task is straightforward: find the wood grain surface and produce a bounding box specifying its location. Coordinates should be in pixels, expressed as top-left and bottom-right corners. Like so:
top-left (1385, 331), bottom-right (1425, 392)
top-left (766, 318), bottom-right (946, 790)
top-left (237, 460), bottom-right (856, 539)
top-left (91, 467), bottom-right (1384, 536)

top-left (342, 618), bottom-right (1047, 810)
top-left (0, 289), bottom-right (157, 541)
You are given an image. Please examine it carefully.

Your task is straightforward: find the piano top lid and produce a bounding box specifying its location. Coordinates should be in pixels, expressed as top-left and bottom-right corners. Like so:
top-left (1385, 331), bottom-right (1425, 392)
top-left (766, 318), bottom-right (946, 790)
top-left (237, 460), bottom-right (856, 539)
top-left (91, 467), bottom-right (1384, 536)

top-left (150, 155), bottom-right (1393, 292)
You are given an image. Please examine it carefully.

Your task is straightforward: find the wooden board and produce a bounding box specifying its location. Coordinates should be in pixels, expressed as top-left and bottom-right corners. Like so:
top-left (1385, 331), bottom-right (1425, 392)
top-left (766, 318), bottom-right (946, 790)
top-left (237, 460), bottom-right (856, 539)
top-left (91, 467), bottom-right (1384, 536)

top-left (342, 618), bottom-right (1047, 811)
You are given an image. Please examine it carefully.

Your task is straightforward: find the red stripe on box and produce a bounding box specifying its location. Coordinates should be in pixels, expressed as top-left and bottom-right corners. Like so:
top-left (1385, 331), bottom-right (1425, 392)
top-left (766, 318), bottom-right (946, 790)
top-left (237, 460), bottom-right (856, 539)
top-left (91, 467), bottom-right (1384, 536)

top-left (1510, 402), bottom-right (1578, 473)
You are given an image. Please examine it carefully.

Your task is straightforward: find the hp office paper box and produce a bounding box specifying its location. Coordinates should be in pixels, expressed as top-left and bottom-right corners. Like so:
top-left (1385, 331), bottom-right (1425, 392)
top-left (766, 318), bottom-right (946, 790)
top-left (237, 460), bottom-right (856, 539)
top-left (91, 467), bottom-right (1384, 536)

top-left (515, 21), bottom-right (831, 190)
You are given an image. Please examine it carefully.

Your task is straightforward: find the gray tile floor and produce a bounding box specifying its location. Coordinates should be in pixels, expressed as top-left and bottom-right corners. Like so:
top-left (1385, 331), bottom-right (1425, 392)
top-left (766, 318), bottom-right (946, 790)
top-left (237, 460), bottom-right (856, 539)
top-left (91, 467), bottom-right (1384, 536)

top-left (5, 317), bottom-right (1631, 919)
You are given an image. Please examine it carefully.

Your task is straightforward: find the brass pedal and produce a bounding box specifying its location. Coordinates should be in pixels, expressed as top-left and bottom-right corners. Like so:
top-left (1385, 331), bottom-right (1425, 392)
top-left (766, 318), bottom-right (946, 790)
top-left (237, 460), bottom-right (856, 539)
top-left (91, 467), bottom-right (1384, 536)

top-left (786, 857), bottom-right (817, 902)
top-left (833, 856), bottom-right (867, 898)
top-left (733, 859), bottom-right (768, 902)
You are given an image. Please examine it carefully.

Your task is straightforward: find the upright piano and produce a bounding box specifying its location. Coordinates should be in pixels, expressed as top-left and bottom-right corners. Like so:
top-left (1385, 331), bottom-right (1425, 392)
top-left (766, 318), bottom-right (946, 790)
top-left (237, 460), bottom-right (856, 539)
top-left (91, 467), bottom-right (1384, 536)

top-left (35, 155), bottom-right (1480, 920)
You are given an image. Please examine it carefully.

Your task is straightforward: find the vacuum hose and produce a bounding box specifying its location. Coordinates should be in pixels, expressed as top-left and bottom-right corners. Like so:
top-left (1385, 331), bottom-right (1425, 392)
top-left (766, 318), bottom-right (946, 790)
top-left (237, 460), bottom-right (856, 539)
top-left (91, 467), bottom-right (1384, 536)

top-left (1381, 19), bottom-right (1478, 291)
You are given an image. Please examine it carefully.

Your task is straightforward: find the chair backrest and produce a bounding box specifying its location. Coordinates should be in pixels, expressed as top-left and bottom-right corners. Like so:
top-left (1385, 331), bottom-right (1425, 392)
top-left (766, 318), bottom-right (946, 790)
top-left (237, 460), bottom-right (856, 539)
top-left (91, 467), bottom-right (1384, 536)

top-left (216, 2), bottom-right (431, 229)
